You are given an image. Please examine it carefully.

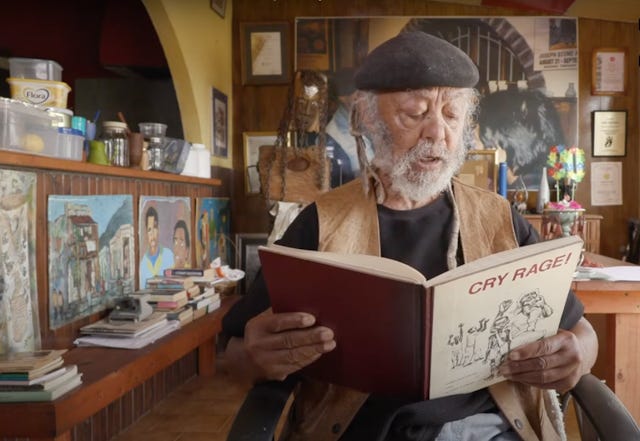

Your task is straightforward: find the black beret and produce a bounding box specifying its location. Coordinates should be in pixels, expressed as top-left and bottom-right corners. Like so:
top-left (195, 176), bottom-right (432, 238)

top-left (354, 31), bottom-right (479, 90)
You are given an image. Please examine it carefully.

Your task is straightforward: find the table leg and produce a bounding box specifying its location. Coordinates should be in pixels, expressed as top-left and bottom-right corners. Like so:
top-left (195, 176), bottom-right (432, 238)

top-left (198, 338), bottom-right (216, 377)
top-left (608, 313), bottom-right (640, 422)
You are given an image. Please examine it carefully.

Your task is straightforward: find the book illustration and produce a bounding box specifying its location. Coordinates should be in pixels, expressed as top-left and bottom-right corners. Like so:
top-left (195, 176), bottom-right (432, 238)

top-left (260, 235), bottom-right (584, 400)
top-left (195, 197), bottom-right (231, 269)
top-left (446, 289), bottom-right (553, 379)
top-left (0, 169), bottom-right (39, 354)
top-left (139, 196), bottom-right (191, 288)
top-left (48, 195), bottom-right (134, 329)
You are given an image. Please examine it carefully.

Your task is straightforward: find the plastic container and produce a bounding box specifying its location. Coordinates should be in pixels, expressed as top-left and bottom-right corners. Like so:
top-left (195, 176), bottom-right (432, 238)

top-left (56, 128), bottom-right (84, 161)
top-left (7, 77), bottom-right (71, 108)
top-left (9, 57), bottom-right (63, 81)
top-left (46, 107), bottom-right (73, 128)
top-left (0, 97), bottom-right (57, 153)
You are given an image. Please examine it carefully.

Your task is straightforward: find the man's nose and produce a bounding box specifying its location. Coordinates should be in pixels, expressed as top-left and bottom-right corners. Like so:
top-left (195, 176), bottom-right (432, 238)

top-left (419, 113), bottom-right (446, 142)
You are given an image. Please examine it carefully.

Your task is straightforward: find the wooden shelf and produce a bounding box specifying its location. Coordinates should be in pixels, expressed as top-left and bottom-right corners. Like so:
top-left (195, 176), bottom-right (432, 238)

top-left (0, 150), bottom-right (222, 186)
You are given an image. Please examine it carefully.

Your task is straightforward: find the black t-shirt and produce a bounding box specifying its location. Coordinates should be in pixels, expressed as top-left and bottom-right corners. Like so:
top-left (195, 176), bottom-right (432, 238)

top-left (222, 194), bottom-right (584, 441)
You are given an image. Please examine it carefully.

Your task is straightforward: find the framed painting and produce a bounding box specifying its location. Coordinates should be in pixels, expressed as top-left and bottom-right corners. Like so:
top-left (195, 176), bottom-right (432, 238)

top-left (240, 22), bottom-right (291, 85)
top-left (212, 87), bottom-right (228, 158)
top-left (243, 131), bottom-right (277, 194)
top-left (295, 18), bottom-right (332, 71)
top-left (235, 233), bottom-right (268, 295)
top-left (195, 197), bottom-right (232, 269)
top-left (457, 149), bottom-right (500, 192)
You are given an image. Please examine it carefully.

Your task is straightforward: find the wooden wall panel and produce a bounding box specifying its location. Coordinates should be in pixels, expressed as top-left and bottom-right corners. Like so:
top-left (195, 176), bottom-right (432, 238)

top-left (231, 0), bottom-right (640, 260)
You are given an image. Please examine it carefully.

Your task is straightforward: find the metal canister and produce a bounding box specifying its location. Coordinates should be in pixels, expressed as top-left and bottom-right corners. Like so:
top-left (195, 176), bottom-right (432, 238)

top-left (100, 121), bottom-right (129, 167)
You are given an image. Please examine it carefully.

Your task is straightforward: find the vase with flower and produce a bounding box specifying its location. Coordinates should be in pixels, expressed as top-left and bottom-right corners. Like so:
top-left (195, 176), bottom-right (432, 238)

top-left (541, 145), bottom-right (586, 240)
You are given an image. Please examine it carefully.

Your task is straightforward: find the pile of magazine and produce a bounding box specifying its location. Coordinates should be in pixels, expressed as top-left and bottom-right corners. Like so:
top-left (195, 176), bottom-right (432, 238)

top-left (0, 349), bottom-right (82, 402)
top-left (74, 311), bottom-right (179, 350)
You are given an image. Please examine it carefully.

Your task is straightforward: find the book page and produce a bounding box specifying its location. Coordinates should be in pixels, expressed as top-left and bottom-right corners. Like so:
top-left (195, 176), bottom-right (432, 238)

top-left (428, 236), bottom-right (583, 399)
top-left (262, 244), bottom-right (427, 285)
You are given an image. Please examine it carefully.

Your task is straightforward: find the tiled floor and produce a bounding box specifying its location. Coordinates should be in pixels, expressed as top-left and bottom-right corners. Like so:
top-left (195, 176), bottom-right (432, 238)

top-left (112, 360), bottom-right (583, 441)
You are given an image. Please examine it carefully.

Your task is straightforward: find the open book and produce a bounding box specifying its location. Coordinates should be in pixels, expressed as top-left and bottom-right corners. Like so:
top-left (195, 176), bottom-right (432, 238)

top-left (258, 235), bottom-right (583, 400)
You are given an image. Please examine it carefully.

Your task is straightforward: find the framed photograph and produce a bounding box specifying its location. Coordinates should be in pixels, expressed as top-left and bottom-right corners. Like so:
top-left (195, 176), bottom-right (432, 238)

top-left (457, 149), bottom-right (500, 192)
top-left (592, 110), bottom-right (627, 157)
top-left (295, 18), bottom-right (332, 71)
top-left (240, 22), bottom-right (291, 85)
top-left (212, 87), bottom-right (228, 158)
top-left (235, 233), bottom-right (268, 295)
top-left (210, 0), bottom-right (226, 18)
top-left (591, 48), bottom-right (627, 95)
top-left (243, 131), bottom-right (277, 194)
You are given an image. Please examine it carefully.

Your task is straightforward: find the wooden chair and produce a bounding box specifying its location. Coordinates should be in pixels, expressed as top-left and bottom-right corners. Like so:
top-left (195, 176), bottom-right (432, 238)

top-left (226, 374), bottom-right (640, 441)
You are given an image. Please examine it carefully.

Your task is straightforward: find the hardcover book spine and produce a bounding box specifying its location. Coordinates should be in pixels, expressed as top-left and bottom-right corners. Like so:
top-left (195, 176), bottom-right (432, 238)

top-left (164, 268), bottom-right (207, 277)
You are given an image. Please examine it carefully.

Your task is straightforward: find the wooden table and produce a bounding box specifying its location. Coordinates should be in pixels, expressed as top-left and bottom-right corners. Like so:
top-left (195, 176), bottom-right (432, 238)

top-left (0, 296), bottom-right (237, 441)
top-left (572, 253), bottom-right (640, 422)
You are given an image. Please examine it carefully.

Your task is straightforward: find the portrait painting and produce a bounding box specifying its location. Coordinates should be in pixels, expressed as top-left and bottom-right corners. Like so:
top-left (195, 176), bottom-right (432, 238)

top-left (138, 196), bottom-right (191, 288)
top-left (295, 16), bottom-right (579, 190)
top-left (48, 194), bottom-right (134, 329)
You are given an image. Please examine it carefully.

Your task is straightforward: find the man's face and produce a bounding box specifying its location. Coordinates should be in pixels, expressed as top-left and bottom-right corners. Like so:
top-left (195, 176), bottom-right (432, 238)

top-left (371, 87), bottom-right (471, 201)
top-left (173, 227), bottom-right (189, 268)
top-left (146, 215), bottom-right (158, 256)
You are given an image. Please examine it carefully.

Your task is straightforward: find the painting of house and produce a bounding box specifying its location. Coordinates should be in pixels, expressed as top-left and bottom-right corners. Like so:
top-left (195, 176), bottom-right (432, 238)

top-left (48, 195), bottom-right (134, 329)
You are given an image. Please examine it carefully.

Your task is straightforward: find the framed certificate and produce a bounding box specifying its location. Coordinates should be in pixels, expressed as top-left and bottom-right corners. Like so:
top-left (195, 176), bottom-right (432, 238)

top-left (240, 22), bottom-right (291, 85)
top-left (591, 48), bottom-right (627, 95)
top-left (592, 110), bottom-right (627, 157)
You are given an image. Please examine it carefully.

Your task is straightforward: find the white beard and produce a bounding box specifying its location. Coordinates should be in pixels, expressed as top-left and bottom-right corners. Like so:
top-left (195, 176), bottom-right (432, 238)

top-left (372, 137), bottom-right (467, 203)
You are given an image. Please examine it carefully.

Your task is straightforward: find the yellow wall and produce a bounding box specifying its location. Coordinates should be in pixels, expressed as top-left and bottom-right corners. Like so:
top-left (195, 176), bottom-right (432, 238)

top-left (143, 0), bottom-right (233, 169)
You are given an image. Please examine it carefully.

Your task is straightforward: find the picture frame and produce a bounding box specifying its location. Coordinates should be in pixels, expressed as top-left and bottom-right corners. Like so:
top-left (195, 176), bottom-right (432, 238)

top-left (295, 18), bottom-right (332, 71)
top-left (457, 149), bottom-right (500, 192)
top-left (243, 131), bottom-right (277, 194)
top-left (212, 87), bottom-right (228, 158)
top-left (591, 48), bottom-right (627, 95)
top-left (210, 0), bottom-right (226, 18)
top-left (240, 22), bottom-right (291, 85)
top-left (235, 233), bottom-right (268, 295)
top-left (592, 110), bottom-right (627, 157)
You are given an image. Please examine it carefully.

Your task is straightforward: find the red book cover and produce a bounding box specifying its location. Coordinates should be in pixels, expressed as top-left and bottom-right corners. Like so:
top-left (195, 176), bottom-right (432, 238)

top-left (259, 236), bottom-right (583, 400)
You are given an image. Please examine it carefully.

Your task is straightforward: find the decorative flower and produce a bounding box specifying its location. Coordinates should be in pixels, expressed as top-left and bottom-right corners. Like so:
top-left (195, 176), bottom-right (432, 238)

top-left (559, 146), bottom-right (586, 183)
top-left (546, 145), bottom-right (566, 181)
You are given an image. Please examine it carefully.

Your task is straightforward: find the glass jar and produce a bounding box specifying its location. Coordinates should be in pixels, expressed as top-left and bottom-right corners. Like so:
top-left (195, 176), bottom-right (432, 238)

top-left (148, 136), bottom-right (164, 170)
top-left (101, 121), bottom-right (129, 167)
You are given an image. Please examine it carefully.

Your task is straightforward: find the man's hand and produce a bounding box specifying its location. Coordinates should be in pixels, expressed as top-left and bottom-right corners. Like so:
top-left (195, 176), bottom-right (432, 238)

top-left (498, 317), bottom-right (598, 393)
top-left (230, 309), bottom-right (336, 383)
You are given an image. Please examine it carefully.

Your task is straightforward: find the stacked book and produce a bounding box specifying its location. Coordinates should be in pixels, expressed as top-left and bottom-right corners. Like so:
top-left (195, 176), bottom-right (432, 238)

top-left (0, 349), bottom-right (82, 402)
top-left (74, 311), bottom-right (179, 349)
top-left (162, 268), bottom-right (222, 319)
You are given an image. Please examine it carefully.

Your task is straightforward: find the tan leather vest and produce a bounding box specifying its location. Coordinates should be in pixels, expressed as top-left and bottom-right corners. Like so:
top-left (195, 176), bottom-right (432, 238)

top-left (280, 178), bottom-right (563, 441)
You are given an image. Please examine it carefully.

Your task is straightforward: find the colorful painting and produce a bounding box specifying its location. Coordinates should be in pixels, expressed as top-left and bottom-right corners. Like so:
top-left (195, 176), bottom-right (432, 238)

top-left (139, 196), bottom-right (191, 287)
top-left (48, 195), bottom-right (134, 330)
top-left (195, 197), bottom-right (231, 268)
top-left (0, 169), bottom-right (39, 353)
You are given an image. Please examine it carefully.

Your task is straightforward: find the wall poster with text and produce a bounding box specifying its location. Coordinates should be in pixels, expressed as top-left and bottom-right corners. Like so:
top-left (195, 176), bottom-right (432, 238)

top-left (296, 16), bottom-right (579, 190)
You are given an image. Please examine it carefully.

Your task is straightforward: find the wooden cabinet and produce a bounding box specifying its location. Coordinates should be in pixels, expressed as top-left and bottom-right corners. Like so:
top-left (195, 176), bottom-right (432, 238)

top-left (524, 213), bottom-right (603, 254)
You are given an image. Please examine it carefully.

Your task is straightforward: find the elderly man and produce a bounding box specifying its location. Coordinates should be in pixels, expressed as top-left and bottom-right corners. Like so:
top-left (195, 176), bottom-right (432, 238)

top-left (222, 31), bottom-right (597, 441)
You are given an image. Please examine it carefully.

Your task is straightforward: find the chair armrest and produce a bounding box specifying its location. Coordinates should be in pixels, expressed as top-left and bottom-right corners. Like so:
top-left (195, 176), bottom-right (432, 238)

top-left (570, 373), bottom-right (640, 441)
top-left (227, 376), bottom-right (297, 441)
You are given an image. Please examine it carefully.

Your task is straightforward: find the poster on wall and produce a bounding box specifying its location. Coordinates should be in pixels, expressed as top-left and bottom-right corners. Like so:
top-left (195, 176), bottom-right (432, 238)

top-left (0, 169), bottom-right (39, 353)
top-left (138, 196), bottom-right (191, 288)
top-left (295, 16), bottom-right (579, 190)
top-left (195, 197), bottom-right (232, 269)
top-left (48, 195), bottom-right (134, 329)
